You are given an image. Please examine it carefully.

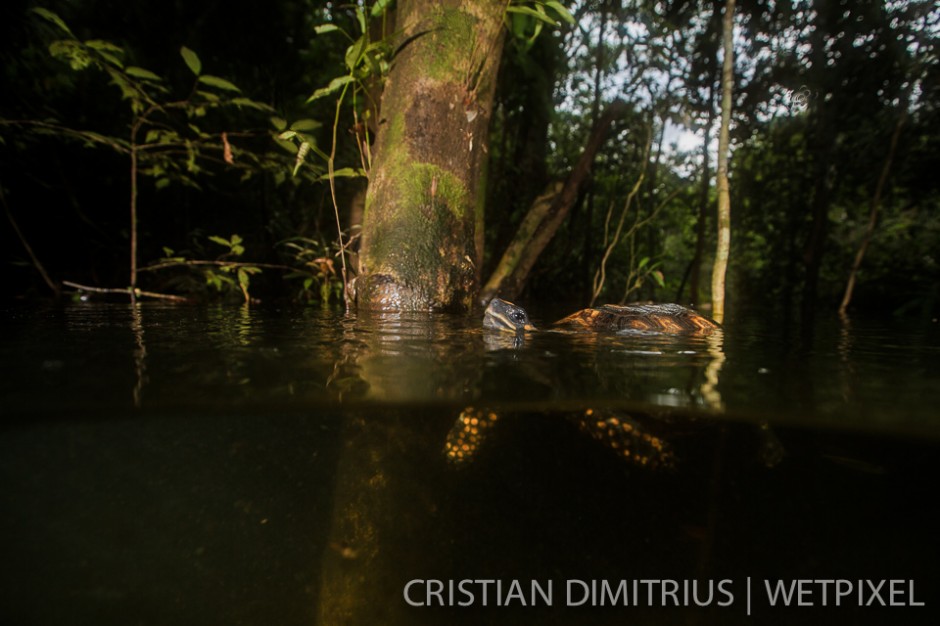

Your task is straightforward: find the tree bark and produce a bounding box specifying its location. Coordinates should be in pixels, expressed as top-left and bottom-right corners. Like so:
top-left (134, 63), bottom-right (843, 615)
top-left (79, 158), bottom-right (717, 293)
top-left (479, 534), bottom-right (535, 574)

top-left (356, 0), bottom-right (506, 311)
top-left (688, 87), bottom-right (715, 306)
top-left (837, 113), bottom-right (904, 314)
top-left (710, 0), bottom-right (735, 324)
top-left (480, 100), bottom-right (628, 304)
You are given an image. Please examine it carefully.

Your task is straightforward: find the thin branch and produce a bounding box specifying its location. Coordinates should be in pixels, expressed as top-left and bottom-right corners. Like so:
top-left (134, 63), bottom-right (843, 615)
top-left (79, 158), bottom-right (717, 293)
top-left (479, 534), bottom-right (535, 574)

top-left (62, 280), bottom-right (190, 302)
top-left (590, 128), bottom-right (653, 305)
top-left (1, 187), bottom-right (60, 296)
top-left (0, 119), bottom-right (131, 154)
top-left (138, 259), bottom-right (295, 272)
top-left (328, 82), bottom-right (352, 312)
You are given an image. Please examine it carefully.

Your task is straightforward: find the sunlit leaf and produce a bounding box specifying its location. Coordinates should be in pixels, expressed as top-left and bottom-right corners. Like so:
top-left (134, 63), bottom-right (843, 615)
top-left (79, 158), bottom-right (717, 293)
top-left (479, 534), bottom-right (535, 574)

top-left (31, 8), bottom-right (74, 36)
top-left (231, 97), bottom-right (273, 111)
top-left (198, 75), bottom-right (241, 92)
top-left (97, 51), bottom-right (124, 68)
top-left (345, 37), bottom-right (365, 72)
top-left (355, 6), bottom-right (367, 34)
top-left (209, 235), bottom-right (230, 247)
top-left (125, 66), bottom-right (162, 81)
top-left (315, 24), bottom-right (340, 35)
top-left (307, 75), bottom-right (354, 102)
top-left (371, 0), bottom-right (394, 18)
top-left (506, 5), bottom-right (559, 27)
top-left (270, 116), bottom-right (288, 131)
top-left (545, 1), bottom-right (575, 24)
top-left (652, 270), bottom-right (665, 288)
top-left (290, 118), bottom-right (321, 132)
top-left (180, 46), bottom-right (202, 76)
top-left (86, 40), bottom-right (123, 53)
top-left (318, 167), bottom-right (366, 180)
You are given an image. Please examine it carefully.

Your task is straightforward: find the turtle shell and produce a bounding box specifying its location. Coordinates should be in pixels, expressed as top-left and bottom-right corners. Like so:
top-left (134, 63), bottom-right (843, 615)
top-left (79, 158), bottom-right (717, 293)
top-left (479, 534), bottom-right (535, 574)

top-left (553, 303), bottom-right (719, 334)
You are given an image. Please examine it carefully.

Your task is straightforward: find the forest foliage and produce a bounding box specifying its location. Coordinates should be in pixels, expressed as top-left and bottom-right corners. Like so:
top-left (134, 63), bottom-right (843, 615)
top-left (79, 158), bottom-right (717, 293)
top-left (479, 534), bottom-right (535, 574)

top-left (0, 0), bottom-right (937, 318)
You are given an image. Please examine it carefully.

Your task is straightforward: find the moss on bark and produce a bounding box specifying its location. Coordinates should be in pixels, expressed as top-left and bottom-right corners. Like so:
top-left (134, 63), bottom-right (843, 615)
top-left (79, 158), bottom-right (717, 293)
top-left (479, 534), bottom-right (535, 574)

top-left (357, 0), bottom-right (505, 311)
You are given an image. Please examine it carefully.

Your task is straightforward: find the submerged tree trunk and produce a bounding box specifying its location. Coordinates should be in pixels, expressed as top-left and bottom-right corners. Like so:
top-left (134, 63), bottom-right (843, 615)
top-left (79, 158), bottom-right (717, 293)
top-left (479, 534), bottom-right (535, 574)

top-left (480, 101), bottom-right (628, 304)
top-left (710, 0), bottom-right (735, 324)
top-left (356, 0), bottom-right (506, 311)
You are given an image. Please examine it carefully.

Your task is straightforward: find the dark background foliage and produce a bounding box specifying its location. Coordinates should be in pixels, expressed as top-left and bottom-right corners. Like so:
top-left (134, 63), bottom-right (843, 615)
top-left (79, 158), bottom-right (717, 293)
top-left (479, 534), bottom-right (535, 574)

top-left (1, 0), bottom-right (937, 317)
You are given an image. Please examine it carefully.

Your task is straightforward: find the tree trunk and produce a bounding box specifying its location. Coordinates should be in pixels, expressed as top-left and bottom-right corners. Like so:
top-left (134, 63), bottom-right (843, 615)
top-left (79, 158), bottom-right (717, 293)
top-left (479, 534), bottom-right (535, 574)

top-left (838, 107), bottom-right (907, 313)
top-left (356, 0), bottom-right (506, 311)
top-left (688, 87), bottom-right (715, 306)
top-left (710, 0), bottom-right (735, 323)
top-left (480, 101), bottom-right (628, 304)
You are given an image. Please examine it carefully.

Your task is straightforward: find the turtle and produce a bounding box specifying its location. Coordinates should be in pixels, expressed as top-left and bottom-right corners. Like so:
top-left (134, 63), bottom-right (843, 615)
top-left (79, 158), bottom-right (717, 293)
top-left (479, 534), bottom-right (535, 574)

top-left (450, 298), bottom-right (720, 468)
top-left (483, 297), bottom-right (720, 335)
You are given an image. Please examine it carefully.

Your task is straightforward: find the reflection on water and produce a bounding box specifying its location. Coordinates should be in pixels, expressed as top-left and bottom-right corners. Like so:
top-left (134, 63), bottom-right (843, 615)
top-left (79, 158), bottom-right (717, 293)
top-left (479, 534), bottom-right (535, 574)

top-left (1, 303), bottom-right (939, 625)
top-left (5, 303), bottom-right (937, 437)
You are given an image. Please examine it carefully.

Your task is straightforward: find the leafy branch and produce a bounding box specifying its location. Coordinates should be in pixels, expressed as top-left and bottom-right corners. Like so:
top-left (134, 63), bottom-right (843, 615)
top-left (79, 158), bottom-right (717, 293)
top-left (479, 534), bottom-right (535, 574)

top-left (6, 8), bottom-right (287, 302)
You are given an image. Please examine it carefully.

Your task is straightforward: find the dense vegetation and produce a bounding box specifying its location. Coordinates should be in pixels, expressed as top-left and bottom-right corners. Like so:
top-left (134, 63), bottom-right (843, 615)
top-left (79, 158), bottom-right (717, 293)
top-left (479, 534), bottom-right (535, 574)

top-left (1, 0), bottom-right (937, 319)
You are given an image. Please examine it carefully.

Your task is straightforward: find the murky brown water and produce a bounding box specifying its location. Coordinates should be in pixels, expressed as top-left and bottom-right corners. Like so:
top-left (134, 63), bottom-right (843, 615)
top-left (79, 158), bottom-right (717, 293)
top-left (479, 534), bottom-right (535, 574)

top-left (1, 303), bottom-right (938, 624)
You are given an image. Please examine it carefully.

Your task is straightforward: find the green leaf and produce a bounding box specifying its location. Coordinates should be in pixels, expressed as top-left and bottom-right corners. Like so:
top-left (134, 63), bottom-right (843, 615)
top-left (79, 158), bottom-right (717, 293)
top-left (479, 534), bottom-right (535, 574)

top-left (198, 74), bottom-right (241, 92)
top-left (238, 268), bottom-right (250, 288)
top-left (652, 270), bottom-right (665, 288)
top-left (230, 234), bottom-right (243, 245)
top-left (307, 75), bottom-right (354, 102)
top-left (270, 116), bottom-right (288, 131)
top-left (230, 97), bottom-right (273, 111)
top-left (314, 24), bottom-right (340, 35)
top-left (31, 8), bottom-right (74, 36)
top-left (97, 50), bottom-right (125, 68)
top-left (290, 118), bottom-right (321, 132)
top-left (345, 37), bottom-right (365, 72)
top-left (355, 6), bottom-right (367, 34)
top-left (125, 66), bottom-right (162, 81)
top-left (371, 0), bottom-right (394, 18)
top-left (85, 39), bottom-right (124, 53)
top-left (506, 5), bottom-right (559, 26)
top-left (209, 235), bottom-right (230, 247)
top-left (545, 1), bottom-right (576, 24)
top-left (638, 257), bottom-right (650, 269)
top-left (180, 46), bottom-right (202, 76)
top-left (319, 167), bottom-right (366, 180)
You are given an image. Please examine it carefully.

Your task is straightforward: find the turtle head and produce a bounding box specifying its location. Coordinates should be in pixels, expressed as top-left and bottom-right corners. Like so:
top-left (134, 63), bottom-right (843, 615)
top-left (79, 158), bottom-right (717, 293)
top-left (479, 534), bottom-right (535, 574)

top-left (483, 298), bottom-right (536, 333)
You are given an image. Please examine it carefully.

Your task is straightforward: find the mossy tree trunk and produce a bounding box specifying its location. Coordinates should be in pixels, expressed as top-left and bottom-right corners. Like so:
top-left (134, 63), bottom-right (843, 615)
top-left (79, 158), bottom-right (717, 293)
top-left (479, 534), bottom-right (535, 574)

top-left (356, 0), bottom-right (506, 311)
